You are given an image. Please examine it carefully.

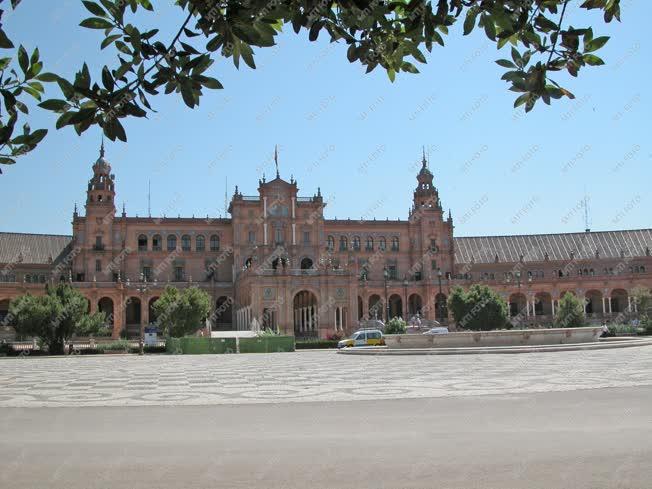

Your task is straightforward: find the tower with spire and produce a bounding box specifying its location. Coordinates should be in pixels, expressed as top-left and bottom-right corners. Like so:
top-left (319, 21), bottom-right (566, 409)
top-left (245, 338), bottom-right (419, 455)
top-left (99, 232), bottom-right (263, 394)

top-left (85, 140), bottom-right (116, 216)
top-left (411, 148), bottom-right (442, 217)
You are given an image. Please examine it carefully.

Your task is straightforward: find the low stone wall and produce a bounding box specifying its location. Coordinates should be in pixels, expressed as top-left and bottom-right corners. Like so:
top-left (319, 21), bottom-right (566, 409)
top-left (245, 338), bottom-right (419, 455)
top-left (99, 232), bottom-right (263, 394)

top-left (166, 336), bottom-right (295, 354)
top-left (385, 327), bottom-right (602, 349)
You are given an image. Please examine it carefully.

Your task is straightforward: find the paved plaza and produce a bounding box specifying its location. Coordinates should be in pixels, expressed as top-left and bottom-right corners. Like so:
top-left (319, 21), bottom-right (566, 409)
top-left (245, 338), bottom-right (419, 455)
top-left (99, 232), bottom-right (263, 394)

top-left (1, 347), bottom-right (652, 489)
top-left (1, 346), bottom-right (651, 407)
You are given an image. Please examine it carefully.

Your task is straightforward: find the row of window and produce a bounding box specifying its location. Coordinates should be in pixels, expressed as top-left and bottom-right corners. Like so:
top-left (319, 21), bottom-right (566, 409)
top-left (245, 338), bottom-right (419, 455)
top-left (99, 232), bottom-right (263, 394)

top-left (327, 236), bottom-right (400, 252)
top-left (137, 234), bottom-right (220, 252)
top-left (456, 266), bottom-right (649, 282)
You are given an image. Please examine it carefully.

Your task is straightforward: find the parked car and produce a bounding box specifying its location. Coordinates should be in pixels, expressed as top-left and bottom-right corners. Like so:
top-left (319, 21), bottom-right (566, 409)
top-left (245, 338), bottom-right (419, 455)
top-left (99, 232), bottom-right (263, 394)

top-left (337, 329), bottom-right (385, 348)
top-left (422, 327), bottom-right (449, 335)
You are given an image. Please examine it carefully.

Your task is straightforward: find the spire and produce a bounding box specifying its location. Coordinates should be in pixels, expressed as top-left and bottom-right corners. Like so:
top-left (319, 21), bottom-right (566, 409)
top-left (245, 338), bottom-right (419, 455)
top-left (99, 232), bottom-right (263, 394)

top-left (422, 145), bottom-right (427, 169)
top-left (100, 136), bottom-right (105, 158)
top-left (448, 208), bottom-right (452, 220)
top-left (274, 145), bottom-right (279, 178)
top-left (73, 202), bottom-right (78, 217)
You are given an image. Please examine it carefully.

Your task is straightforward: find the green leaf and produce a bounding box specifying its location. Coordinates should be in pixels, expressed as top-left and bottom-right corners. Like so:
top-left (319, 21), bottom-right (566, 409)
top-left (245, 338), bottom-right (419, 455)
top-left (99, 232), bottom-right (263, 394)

top-left (0, 57), bottom-right (11, 70)
top-left (387, 69), bottom-right (396, 83)
top-left (0, 29), bottom-right (14, 49)
top-left (585, 36), bottom-right (609, 52)
top-left (17, 45), bottom-right (28, 74)
top-left (583, 54), bottom-right (604, 66)
top-left (82, 1), bottom-right (106, 17)
top-left (79, 17), bottom-right (114, 30)
top-left (195, 76), bottom-right (223, 90)
top-left (496, 59), bottom-right (516, 68)
top-left (463, 8), bottom-right (478, 36)
top-left (36, 72), bottom-right (59, 82)
top-left (101, 34), bottom-right (121, 50)
top-left (39, 99), bottom-right (71, 112)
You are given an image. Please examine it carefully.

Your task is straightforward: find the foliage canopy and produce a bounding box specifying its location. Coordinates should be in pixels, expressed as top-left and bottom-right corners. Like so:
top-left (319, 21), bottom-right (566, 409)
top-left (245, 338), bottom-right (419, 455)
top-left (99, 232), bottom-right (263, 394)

top-left (448, 284), bottom-right (509, 331)
top-left (0, 0), bottom-right (621, 171)
top-left (152, 285), bottom-right (211, 337)
top-left (7, 283), bottom-right (107, 354)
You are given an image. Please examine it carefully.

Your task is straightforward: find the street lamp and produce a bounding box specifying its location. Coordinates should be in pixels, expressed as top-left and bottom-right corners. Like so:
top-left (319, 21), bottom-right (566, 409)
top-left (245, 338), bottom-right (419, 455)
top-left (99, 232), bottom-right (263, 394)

top-left (437, 269), bottom-right (443, 320)
top-left (403, 277), bottom-right (409, 320)
top-left (136, 272), bottom-right (149, 355)
top-left (383, 266), bottom-right (390, 322)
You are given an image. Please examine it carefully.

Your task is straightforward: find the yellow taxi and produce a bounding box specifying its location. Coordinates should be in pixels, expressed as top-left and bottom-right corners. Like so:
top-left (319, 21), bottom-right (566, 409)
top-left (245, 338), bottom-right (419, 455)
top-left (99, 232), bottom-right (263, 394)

top-left (337, 329), bottom-right (385, 348)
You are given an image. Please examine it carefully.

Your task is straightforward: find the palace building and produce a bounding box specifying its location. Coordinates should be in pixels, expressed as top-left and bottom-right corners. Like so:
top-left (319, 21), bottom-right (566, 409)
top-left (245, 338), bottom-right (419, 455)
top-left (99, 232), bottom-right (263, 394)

top-left (1, 147), bottom-right (651, 339)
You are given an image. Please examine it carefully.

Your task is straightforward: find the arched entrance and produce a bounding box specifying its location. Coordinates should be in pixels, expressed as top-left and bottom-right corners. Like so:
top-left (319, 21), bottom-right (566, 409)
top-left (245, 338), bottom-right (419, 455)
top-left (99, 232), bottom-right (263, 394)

top-left (534, 292), bottom-right (552, 316)
top-left (388, 294), bottom-right (402, 319)
top-left (408, 294), bottom-right (422, 317)
top-left (98, 297), bottom-right (114, 325)
top-left (294, 290), bottom-right (318, 338)
top-left (214, 296), bottom-right (233, 330)
top-left (509, 293), bottom-right (526, 317)
top-left (125, 297), bottom-right (141, 338)
top-left (0, 298), bottom-right (10, 323)
top-left (585, 290), bottom-right (603, 315)
top-left (368, 294), bottom-right (383, 320)
top-left (300, 257), bottom-right (313, 270)
top-left (611, 289), bottom-right (628, 313)
top-left (148, 297), bottom-right (159, 325)
top-left (435, 293), bottom-right (448, 321)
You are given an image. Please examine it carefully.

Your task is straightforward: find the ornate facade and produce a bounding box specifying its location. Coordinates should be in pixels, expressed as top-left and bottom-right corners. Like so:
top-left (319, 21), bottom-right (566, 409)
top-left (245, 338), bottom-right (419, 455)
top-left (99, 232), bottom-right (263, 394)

top-left (1, 147), bottom-right (651, 339)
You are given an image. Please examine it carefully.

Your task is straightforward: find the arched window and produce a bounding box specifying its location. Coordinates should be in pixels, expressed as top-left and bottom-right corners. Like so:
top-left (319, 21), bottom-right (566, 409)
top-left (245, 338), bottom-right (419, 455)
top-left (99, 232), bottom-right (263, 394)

top-left (391, 236), bottom-right (399, 251)
top-left (196, 235), bottom-right (205, 252)
top-left (352, 236), bottom-right (361, 251)
top-left (379, 237), bottom-right (386, 251)
top-left (167, 234), bottom-right (177, 251)
top-left (137, 234), bottom-right (147, 252)
top-left (366, 236), bottom-right (374, 251)
top-left (327, 236), bottom-right (335, 251)
top-left (210, 234), bottom-right (220, 251)
top-left (181, 234), bottom-right (191, 251)
top-left (339, 236), bottom-right (348, 251)
top-left (152, 234), bottom-right (162, 251)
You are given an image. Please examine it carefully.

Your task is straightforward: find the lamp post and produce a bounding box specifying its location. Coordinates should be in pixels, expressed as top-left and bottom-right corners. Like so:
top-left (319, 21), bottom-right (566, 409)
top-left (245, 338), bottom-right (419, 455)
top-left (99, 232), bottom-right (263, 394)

top-left (136, 272), bottom-right (149, 355)
top-left (403, 277), bottom-right (408, 320)
top-left (383, 266), bottom-right (390, 322)
top-left (437, 269), bottom-right (443, 320)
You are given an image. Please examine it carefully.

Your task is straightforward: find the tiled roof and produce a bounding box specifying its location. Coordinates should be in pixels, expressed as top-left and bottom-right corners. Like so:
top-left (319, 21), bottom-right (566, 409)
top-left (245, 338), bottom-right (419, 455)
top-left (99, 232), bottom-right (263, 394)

top-left (0, 232), bottom-right (72, 265)
top-left (454, 229), bottom-right (652, 264)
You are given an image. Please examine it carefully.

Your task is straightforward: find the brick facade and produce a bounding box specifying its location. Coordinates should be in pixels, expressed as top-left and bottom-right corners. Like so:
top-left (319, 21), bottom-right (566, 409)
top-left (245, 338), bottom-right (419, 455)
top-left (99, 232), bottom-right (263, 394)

top-left (1, 148), bottom-right (651, 339)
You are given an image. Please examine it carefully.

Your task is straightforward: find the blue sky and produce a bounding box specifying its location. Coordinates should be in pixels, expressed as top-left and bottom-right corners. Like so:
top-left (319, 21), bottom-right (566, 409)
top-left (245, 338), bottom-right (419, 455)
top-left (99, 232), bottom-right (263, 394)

top-left (2, 1), bottom-right (650, 237)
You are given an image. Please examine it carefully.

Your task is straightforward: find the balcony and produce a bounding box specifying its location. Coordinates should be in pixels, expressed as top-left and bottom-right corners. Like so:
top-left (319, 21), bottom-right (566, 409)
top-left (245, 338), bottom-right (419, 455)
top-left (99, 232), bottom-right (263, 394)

top-left (92, 244), bottom-right (106, 251)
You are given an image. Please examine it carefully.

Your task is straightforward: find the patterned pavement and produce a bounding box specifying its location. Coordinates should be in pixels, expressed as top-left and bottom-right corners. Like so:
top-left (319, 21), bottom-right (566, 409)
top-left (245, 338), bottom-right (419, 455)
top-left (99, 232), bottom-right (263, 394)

top-left (0, 346), bottom-right (651, 407)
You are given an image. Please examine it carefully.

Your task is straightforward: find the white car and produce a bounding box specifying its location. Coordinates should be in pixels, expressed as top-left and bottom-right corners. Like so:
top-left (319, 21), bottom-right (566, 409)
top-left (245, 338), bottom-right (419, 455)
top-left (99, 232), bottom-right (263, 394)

top-left (422, 327), bottom-right (449, 335)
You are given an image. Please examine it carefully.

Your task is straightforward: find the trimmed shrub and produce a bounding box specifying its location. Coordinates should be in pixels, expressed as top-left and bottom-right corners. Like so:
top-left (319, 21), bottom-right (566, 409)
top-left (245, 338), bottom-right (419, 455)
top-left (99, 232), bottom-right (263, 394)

top-left (384, 317), bottom-right (407, 334)
top-left (296, 339), bottom-right (339, 349)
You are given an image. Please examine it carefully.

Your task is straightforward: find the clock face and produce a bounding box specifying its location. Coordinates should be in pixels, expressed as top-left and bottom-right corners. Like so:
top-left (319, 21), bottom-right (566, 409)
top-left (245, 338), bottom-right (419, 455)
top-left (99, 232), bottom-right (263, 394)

top-left (263, 287), bottom-right (274, 300)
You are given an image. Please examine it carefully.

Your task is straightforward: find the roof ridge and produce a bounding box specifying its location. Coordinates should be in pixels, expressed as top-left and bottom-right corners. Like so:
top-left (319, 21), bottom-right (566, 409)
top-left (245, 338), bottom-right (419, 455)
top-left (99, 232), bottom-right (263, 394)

top-left (0, 231), bottom-right (72, 238)
top-left (454, 228), bottom-right (652, 240)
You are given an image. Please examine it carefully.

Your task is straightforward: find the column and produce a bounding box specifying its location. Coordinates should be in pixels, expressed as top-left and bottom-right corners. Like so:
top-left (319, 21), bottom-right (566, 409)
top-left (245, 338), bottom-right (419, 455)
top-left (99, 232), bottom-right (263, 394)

top-left (525, 300), bottom-right (530, 318)
top-left (551, 299), bottom-right (556, 317)
top-left (292, 223), bottom-right (296, 246)
top-left (602, 297), bottom-right (606, 315)
top-left (291, 197), bottom-right (296, 218)
top-left (264, 223), bottom-right (268, 246)
top-left (628, 296), bottom-right (632, 313)
top-left (608, 297), bottom-right (612, 314)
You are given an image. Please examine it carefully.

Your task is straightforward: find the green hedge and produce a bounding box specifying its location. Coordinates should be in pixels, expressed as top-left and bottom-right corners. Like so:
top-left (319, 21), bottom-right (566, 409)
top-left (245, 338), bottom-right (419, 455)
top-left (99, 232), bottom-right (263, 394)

top-left (167, 337), bottom-right (237, 354)
top-left (295, 340), bottom-right (339, 349)
top-left (239, 336), bottom-right (295, 353)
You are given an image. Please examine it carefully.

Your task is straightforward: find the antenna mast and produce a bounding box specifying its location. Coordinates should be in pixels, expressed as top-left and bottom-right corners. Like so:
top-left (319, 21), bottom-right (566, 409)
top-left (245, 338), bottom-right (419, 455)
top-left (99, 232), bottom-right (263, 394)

top-left (583, 190), bottom-right (591, 233)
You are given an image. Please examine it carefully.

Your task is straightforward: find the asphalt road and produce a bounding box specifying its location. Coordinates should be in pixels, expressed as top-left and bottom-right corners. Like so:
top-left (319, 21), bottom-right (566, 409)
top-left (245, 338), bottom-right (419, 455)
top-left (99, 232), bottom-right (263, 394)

top-left (1, 386), bottom-right (650, 489)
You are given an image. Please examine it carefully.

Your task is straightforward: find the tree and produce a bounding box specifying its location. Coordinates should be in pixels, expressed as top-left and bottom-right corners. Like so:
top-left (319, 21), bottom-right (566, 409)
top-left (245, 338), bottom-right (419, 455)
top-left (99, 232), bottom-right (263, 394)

top-left (152, 285), bottom-right (211, 337)
top-left (384, 316), bottom-right (407, 334)
top-left (0, 0), bottom-right (623, 171)
top-left (448, 284), bottom-right (509, 331)
top-left (631, 287), bottom-right (652, 333)
top-left (7, 283), bottom-right (106, 354)
top-left (553, 292), bottom-right (585, 328)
